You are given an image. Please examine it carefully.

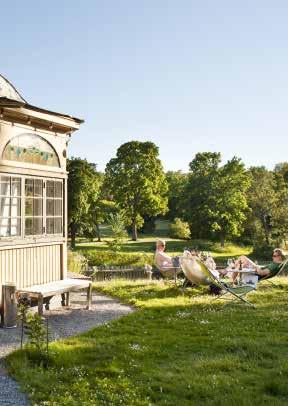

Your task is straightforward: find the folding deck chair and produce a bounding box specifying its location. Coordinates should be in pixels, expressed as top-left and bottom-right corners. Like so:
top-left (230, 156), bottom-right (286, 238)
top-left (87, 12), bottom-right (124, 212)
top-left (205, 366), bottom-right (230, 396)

top-left (154, 263), bottom-right (182, 285)
top-left (179, 257), bottom-right (256, 307)
top-left (258, 258), bottom-right (288, 286)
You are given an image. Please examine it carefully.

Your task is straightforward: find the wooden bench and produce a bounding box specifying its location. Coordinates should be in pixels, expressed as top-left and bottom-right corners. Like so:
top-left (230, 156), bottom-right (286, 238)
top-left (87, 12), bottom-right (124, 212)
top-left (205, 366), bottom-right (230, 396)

top-left (16, 279), bottom-right (93, 315)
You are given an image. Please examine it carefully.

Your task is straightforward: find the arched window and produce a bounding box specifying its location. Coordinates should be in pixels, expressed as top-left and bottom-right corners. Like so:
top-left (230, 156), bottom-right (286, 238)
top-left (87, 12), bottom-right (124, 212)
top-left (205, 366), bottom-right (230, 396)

top-left (2, 134), bottom-right (60, 167)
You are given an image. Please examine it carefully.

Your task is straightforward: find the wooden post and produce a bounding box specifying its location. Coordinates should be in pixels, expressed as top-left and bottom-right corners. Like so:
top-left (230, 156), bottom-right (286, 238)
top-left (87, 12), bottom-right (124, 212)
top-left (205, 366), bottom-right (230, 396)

top-left (174, 268), bottom-right (177, 285)
top-left (66, 292), bottom-right (70, 307)
top-left (38, 294), bottom-right (44, 316)
top-left (86, 282), bottom-right (92, 310)
top-left (1, 283), bottom-right (17, 328)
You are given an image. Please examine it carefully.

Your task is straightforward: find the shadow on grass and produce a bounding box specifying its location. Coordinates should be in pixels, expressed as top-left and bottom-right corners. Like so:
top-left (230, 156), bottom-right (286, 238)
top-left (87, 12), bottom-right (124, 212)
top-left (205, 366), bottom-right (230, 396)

top-left (7, 279), bottom-right (288, 405)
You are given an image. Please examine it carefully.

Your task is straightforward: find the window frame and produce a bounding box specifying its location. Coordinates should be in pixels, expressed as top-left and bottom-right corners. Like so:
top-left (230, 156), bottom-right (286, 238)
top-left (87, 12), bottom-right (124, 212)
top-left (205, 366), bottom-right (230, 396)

top-left (0, 173), bottom-right (64, 240)
top-left (0, 176), bottom-right (22, 238)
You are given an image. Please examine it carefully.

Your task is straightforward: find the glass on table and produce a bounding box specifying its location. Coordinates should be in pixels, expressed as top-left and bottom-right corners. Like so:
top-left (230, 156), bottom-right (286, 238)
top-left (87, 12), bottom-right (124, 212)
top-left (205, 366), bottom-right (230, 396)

top-left (227, 259), bottom-right (234, 269)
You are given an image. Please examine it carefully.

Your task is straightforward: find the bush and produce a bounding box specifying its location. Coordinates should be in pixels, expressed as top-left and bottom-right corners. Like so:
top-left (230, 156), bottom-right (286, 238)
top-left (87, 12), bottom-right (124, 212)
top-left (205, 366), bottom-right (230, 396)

top-left (67, 250), bottom-right (88, 274)
top-left (80, 250), bottom-right (154, 267)
top-left (251, 243), bottom-right (274, 261)
top-left (169, 218), bottom-right (191, 239)
top-left (106, 213), bottom-right (128, 252)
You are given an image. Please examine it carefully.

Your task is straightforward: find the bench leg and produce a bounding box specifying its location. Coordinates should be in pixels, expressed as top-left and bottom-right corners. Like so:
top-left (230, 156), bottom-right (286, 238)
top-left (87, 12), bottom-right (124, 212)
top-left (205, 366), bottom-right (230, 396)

top-left (61, 293), bottom-right (66, 306)
top-left (38, 295), bottom-right (44, 316)
top-left (86, 283), bottom-right (92, 310)
top-left (66, 292), bottom-right (70, 307)
top-left (45, 298), bottom-right (50, 311)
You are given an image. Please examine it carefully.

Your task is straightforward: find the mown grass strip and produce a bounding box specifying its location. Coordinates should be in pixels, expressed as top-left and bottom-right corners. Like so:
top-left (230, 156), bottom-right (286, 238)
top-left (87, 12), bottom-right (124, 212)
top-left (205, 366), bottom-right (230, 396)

top-left (7, 279), bottom-right (288, 405)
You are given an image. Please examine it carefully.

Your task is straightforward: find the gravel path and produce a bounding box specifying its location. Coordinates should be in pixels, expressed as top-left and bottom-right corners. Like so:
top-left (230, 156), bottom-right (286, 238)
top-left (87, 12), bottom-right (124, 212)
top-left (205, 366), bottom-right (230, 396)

top-left (0, 291), bottom-right (133, 406)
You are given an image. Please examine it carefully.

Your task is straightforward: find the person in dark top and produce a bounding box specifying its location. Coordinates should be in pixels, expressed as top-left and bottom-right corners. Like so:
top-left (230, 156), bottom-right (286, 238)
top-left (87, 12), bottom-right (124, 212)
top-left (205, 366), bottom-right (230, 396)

top-left (255, 248), bottom-right (286, 279)
top-left (234, 248), bottom-right (286, 282)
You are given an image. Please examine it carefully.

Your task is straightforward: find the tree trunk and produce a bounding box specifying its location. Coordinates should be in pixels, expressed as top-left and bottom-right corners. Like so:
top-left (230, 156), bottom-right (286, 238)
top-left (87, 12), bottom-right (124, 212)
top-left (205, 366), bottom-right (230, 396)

top-left (262, 215), bottom-right (270, 245)
top-left (132, 219), bottom-right (138, 241)
top-left (220, 233), bottom-right (225, 247)
top-left (70, 222), bottom-right (77, 250)
top-left (96, 223), bottom-right (101, 242)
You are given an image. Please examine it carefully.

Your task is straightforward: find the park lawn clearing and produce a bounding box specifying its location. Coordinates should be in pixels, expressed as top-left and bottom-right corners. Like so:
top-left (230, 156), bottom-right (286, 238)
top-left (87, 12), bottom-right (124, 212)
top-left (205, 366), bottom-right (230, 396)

top-left (76, 236), bottom-right (252, 267)
top-left (7, 279), bottom-right (288, 405)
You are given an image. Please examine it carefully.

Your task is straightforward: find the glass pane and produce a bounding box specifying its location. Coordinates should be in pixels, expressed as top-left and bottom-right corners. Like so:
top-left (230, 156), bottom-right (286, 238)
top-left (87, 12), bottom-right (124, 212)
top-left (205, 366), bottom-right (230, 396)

top-left (25, 179), bottom-right (33, 197)
top-left (25, 218), bottom-right (33, 235)
top-left (10, 218), bottom-right (21, 236)
top-left (0, 177), bottom-right (10, 196)
top-left (33, 199), bottom-right (43, 216)
top-left (2, 134), bottom-right (60, 167)
top-left (11, 178), bottom-right (21, 196)
top-left (46, 181), bottom-right (54, 198)
top-left (46, 199), bottom-right (54, 216)
top-left (25, 217), bottom-right (43, 235)
top-left (55, 182), bottom-right (62, 198)
top-left (34, 180), bottom-right (43, 197)
top-left (54, 218), bottom-right (62, 234)
top-left (46, 218), bottom-right (54, 234)
top-left (46, 218), bottom-right (62, 235)
top-left (55, 200), bottom-right (62, 216)
top-left (0, 218), bottom-right (9, 237)
top-left (25, 198), bottom-right (33, 216)
top-left (11, 197), bottom-right (21, 217)
top-left (33, 218), bottom-right (43, 235)
top-left (0, 197), bottom-right (10, 217)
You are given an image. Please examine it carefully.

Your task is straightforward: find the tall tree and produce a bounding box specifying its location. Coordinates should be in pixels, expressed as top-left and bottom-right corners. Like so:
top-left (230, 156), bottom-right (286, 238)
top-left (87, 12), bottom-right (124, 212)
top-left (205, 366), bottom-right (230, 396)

top-left (209, 157), bottom-right (251, 246)
top-left (105, 141), bottom-right (168, 240)
top-left (67, 158), bottom-right (102, 249)
top-left (247, 166), bottom-right (288, 245)
top-left (184, 153), bottom-right (250, 246)
top-left (247, 167), bottom-right (277, 245)
top-left (183, 152), bottom-right (221, 238)
top-left (165, 171), bottom-right (188, 220)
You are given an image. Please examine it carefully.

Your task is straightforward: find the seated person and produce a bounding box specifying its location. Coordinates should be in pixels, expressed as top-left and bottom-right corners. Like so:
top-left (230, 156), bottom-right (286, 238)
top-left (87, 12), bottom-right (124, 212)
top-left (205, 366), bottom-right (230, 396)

top-left (203, 253), bottom-right (219, 278)
top-left (184, 250), bottom-right (221, 279)
top-left (233, 248), bottom-right (286, 282)
top-left (256, 248), bottom-right (286, 279)
top-left (155, 240), bottom-right (179, 269)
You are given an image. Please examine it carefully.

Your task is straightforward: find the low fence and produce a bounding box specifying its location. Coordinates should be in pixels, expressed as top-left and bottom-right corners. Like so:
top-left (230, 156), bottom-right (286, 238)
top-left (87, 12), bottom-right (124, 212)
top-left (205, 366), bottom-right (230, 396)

top-left (86, 266), bottom-right (151, 281)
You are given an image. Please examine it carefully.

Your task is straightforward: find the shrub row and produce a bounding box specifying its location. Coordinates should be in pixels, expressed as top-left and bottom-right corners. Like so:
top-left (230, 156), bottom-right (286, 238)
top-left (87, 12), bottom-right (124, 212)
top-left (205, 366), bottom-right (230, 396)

top-left (79, 249), bottom-right (154, 267)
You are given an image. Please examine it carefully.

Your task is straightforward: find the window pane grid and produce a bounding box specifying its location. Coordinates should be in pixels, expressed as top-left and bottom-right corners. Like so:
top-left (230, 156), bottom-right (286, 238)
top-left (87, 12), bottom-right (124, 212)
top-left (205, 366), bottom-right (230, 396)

top-left (46, 180), bottom-right (63, 235)
top-left (24, 179), bottom-right (43, 236)
top-left (0, 176), bottom-right (21, 237)
top-left (0, 176), bottom-right (63, 238)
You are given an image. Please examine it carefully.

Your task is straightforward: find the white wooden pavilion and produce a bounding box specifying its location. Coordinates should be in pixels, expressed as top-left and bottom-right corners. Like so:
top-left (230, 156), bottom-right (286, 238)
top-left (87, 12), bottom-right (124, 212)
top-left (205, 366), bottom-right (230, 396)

top-left (0, 74), bottom-right (84, 311)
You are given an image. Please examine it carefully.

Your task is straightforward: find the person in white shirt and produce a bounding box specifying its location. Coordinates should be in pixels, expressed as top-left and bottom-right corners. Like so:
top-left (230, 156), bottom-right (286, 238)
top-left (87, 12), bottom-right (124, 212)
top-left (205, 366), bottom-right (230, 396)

top-left (155, 240), bottom-right (178, 269)
top-left (204, 255), bottom-right (220, 278)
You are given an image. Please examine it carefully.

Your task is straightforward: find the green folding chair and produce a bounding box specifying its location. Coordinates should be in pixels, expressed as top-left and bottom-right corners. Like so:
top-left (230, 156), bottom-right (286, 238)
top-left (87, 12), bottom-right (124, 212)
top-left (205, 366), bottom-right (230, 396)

top-left (258, 258), bottom-right (288, 286)
top-left (180, 257), bottom-right (256, 307)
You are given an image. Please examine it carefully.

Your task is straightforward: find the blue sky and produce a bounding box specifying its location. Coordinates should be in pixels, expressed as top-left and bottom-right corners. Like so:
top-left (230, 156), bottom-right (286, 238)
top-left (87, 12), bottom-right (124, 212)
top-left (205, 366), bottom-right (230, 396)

top-left (1, 0), bottom-right (288, 172)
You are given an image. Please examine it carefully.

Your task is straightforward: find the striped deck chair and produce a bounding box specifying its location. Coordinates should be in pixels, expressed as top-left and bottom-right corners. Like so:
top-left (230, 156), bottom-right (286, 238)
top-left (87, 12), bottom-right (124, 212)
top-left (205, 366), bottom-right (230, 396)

top-left (179, 256), bottom-right (256, 307)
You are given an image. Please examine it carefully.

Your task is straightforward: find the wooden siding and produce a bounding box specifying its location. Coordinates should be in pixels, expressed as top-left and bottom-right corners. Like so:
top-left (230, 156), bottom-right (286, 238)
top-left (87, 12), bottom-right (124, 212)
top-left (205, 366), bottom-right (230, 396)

top-left (0, 244), bottom-right (62, 304)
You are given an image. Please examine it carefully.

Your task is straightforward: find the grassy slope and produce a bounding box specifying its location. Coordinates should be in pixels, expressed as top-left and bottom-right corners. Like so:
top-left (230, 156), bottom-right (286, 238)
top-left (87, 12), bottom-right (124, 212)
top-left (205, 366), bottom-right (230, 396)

top-left (75, 220), bottom-right (253, 266)
top-left (76, 238), bottom-right (251, 257)
top-left (7, 279), bottom-right (288, 405)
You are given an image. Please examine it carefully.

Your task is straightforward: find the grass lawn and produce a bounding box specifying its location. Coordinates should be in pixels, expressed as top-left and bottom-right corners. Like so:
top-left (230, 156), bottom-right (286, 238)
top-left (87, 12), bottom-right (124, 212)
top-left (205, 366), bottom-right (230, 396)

top-left (7, 278), bottom-right (288, 405)
top-left (76, 219), bottom-right (252, 258)
top-left (74, 219), bottom-right (253, 267)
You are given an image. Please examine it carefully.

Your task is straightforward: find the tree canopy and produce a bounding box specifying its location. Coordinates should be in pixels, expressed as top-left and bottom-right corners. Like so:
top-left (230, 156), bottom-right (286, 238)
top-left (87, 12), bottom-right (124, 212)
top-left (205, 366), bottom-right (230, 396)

top-left (67, 157), bottom-right (103, 248)
top-left (183, 152), bottom-right (251, 246)
top-left (105, 141), bottom-right (168, 240)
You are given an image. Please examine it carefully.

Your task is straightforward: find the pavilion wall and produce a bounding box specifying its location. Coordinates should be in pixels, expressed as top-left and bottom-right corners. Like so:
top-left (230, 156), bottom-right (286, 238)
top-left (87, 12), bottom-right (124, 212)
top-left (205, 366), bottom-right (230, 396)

top-left (0, 114), bottom-right (71, 306)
